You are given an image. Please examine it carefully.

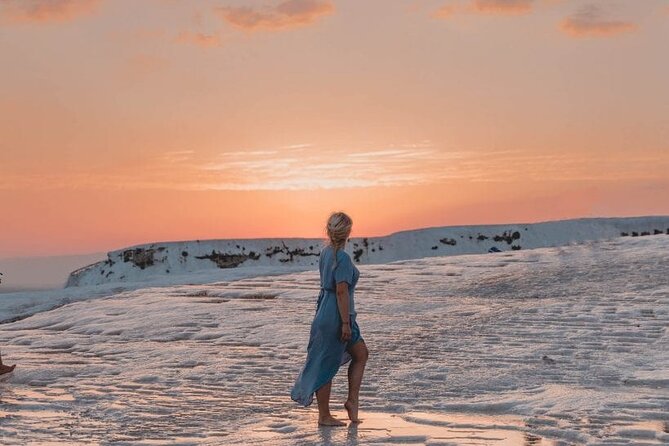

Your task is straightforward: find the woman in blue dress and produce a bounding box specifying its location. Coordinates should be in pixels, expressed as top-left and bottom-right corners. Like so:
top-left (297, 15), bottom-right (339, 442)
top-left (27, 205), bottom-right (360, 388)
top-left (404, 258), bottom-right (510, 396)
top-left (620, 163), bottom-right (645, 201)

top-left (291, 211), bottom-right (369, 426)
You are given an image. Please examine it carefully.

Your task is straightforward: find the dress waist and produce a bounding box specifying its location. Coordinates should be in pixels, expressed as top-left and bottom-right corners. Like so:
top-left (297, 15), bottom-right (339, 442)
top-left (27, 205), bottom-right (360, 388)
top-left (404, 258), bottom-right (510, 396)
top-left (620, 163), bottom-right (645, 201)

top-left (317, 286), bottom-right (356, 316)
top-left (317, 286), bottom-right (335, 308)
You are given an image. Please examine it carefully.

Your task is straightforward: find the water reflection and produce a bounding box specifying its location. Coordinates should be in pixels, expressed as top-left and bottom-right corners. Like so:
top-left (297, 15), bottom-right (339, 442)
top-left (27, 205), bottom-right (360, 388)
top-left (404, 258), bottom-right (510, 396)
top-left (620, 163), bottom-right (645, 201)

top-left (248, 410), bottom-right (554, 445)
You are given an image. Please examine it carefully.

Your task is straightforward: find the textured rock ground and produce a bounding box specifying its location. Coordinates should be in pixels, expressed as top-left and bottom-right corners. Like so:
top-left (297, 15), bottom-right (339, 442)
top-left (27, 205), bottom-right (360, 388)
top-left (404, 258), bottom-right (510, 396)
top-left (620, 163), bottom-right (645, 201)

top-left (0, 235), bottom-right (667, 444)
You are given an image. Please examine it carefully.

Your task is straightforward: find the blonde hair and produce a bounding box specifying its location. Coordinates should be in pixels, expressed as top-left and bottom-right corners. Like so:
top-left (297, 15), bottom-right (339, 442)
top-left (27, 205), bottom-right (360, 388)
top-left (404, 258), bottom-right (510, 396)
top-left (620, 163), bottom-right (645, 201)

top-left (325, 211), bottom-right (352, 269)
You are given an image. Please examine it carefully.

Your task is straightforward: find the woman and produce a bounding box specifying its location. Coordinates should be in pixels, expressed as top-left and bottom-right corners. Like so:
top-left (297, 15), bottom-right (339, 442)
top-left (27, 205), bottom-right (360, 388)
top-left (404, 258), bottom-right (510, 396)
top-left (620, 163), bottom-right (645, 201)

top-left (291, 211), bottom-right (369, 426)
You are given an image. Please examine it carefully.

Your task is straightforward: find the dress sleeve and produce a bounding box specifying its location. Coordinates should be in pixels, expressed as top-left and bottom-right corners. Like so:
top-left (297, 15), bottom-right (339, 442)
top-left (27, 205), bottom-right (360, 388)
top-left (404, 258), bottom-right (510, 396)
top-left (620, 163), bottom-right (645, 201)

top-left (334, 252), bottom-right (355, 286)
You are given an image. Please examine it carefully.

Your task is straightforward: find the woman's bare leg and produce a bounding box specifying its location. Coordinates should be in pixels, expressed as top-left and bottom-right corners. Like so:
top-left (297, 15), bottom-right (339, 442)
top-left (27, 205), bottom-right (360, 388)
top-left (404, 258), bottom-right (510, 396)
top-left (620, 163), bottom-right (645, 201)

top-left (316, 380), bottom-right (345, 426)
top-left (345, 340), bottom-right (368, 422)
top-left (0, 351), bottom-right (16, 375)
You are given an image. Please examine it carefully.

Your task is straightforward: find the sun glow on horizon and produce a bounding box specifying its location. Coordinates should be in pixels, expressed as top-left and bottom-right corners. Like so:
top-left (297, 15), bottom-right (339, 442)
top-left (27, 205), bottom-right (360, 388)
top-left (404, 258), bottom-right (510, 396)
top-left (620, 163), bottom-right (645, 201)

top-left (1, 0), bottom-right (667, 257)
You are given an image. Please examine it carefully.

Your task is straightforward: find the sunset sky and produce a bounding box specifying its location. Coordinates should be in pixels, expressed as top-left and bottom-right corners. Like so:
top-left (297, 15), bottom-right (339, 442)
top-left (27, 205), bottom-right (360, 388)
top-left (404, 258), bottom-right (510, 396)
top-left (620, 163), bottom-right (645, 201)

top-left (1, 0), bottom-right (668, 258)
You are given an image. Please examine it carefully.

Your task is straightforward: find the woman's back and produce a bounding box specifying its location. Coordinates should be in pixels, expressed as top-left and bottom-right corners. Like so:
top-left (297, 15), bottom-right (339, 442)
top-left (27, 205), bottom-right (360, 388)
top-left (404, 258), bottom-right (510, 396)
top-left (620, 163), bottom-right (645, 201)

top-left (319, 245), bottom-right (360, 314)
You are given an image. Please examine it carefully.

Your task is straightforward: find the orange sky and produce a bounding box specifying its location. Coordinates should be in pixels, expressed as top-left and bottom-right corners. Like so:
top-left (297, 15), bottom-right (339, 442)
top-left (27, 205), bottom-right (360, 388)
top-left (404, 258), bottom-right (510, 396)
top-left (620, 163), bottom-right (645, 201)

top-left (1, 0), bottom-right (668, 257)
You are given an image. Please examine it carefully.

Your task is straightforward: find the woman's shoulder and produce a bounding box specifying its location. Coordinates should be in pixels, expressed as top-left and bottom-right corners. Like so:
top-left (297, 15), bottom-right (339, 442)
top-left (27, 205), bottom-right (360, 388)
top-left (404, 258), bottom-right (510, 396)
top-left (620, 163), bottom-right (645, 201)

top-left (322, 245), bottom-right (351, 260)
top-left (335, 249), bottom-right (352, 262)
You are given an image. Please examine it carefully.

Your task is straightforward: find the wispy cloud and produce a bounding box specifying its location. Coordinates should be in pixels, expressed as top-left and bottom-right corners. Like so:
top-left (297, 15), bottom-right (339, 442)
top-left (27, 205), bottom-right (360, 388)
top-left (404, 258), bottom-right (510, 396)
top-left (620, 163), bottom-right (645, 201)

top-left (174, 31), bottom-right (223, 48)
top-left (471, 0), bottom-right (533, 15)
top-left (433, 0), bottom-right (534, 19)
top-left (560, 4), bottom-right (637, 38)
top-left (3, 145), bottom-right (668, 191)
top-left (432, 5), bottom-right (458, 19)
top-left (196, 143), bottom-right (461, 190)
top-left (215, 0), bottom-right (334, 32)
top-left (0, 0), bottom-right (101, 24)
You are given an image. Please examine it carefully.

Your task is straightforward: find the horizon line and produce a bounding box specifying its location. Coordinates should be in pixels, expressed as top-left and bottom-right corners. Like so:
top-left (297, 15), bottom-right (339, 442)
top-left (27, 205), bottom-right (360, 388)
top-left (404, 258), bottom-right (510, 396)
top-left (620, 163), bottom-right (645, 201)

top-left (2, 214), bottom-right (668, 261)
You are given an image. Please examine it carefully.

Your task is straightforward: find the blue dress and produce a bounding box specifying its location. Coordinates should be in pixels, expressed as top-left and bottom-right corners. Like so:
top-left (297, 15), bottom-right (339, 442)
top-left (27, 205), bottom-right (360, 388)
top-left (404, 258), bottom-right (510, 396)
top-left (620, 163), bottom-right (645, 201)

top-left (290, 245), bottom-right (362, 406)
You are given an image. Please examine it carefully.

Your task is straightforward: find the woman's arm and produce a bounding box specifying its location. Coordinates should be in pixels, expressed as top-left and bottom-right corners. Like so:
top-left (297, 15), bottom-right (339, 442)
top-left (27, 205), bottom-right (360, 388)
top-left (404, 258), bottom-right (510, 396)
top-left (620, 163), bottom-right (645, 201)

top-left (336, 282), bottom-right (352, 342)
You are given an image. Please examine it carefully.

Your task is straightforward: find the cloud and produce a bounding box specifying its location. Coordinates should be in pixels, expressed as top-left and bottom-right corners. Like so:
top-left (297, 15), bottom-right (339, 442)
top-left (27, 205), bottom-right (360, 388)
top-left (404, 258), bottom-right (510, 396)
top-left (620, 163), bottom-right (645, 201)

top-left (215, 0), bottom-right (334, 32)
top-left (471, 0), bottom-right (533, 15)
top-left (174, 31), bottom-right (223, 48)
top-left (433, 0), bottom-right (534, 19)
top-left (433, 5), bottom-right (457, 19)
top-left (0, 0), bottom-right (101, 24)
top-left (181, 142), bottom-right (471, 190)
top-left (3, 146), bottom-right (669, 191)
top-left (560, 5), bottom-right (637, 38)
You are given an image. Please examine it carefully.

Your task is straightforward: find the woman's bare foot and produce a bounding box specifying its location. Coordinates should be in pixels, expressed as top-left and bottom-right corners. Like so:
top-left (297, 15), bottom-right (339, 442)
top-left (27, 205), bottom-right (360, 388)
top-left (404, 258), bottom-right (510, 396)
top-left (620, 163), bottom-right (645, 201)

top-left (318, 414), bottom-right (346, 426)
top-left (0, 364), bottom-right (15, 375)
top-left (344, 399), bottom-right (360, 423)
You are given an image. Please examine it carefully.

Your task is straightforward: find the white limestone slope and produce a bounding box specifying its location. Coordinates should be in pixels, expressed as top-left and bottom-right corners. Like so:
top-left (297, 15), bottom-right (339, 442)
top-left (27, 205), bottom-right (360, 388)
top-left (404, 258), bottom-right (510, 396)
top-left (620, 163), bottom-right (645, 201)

top-left (0, 235), bottom-right (667, 444)
top-left (65, 216), bottom-right (669, 288)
